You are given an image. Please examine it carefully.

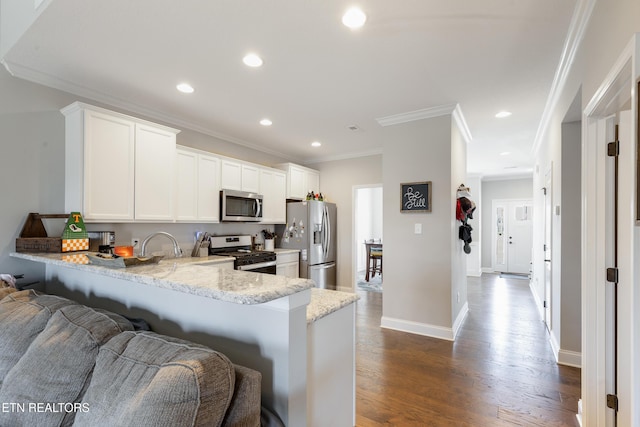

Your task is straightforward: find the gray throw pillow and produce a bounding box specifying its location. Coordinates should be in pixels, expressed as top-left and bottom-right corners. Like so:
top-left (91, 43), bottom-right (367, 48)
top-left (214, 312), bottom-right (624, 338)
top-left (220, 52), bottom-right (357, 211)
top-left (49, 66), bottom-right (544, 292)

top-left (0, 290), bottom-right (76, 386)
top-left (0, 304), bottom-right (133, 426)
top-left (73, 331), bottom-right (236, 427)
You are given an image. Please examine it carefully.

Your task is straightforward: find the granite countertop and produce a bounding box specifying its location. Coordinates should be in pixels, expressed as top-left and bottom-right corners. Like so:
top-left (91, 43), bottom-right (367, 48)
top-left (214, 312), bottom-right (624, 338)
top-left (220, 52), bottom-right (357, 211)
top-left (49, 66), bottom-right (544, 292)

top-left (307, 288), bottom-right (359, 324)
top-left (10, 252), bottom-right (314, 305)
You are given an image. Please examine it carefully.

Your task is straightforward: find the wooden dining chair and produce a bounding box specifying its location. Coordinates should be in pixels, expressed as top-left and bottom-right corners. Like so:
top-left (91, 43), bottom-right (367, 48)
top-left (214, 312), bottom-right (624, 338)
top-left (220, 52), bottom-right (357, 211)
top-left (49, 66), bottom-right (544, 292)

top-left (365, 239), bottom-right (383, 282)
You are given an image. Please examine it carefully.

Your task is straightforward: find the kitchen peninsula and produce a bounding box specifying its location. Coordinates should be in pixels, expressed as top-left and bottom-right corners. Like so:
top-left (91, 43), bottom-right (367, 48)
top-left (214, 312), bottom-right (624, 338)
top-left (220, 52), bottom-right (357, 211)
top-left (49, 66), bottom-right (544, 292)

top-left (10, 252), bottom-right (357, 427)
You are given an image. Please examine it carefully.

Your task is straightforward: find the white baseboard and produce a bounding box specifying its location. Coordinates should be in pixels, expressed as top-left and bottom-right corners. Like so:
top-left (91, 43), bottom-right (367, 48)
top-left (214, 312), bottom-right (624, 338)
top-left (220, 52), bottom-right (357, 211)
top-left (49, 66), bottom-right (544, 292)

top-left (467, 270), bottom-right (482, 277)
top-left (558, 349), bottom-right (582, 368)
top-left (481, 267), bottom-right (494, 274)
top-left (452, 302), bottom-right (469, 339)
top-left (529, 280), bottom-right (545, 321)
top-left (381, 316), bottom-right (455, 341)
top-left (550, 328), bottom-right (582, 368)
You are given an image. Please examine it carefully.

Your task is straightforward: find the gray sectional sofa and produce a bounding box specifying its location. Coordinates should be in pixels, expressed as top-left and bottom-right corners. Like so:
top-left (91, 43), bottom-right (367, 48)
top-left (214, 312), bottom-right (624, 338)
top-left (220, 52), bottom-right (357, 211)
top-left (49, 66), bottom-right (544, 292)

top-left (0, 286), bottom-right (262, 427)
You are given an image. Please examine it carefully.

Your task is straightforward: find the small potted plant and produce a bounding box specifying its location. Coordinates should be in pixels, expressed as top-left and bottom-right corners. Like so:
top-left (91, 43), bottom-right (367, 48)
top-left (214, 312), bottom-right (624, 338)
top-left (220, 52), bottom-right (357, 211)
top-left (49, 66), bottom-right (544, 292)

top-left (262, 229), bottom-right (276, 251)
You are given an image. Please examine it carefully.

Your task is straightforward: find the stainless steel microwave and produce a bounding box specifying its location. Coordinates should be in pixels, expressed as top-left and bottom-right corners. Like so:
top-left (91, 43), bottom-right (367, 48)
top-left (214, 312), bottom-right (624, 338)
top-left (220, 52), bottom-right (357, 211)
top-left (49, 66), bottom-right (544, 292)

top-left (221, 189), bottom-right (263, 222)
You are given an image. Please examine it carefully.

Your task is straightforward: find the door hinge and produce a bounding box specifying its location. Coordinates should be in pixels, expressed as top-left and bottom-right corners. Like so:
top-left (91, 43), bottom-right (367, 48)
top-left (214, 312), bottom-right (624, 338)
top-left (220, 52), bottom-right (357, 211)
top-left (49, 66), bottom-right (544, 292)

top-left (607, 267), bottom-right (619, 283)
top-left (608, 140), bottom-right (619, 157)
top-left (543, 244), bottom-right (547, 252)
top-left (543, 300), bottom-right (547, 308)
top-left (607, 393), bottom-right (619, 411)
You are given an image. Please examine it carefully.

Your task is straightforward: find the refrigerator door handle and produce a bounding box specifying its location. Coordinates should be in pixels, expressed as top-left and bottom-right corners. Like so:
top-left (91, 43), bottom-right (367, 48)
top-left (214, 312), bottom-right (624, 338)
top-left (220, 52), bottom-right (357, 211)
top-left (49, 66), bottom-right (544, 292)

top-left (323, 206), bottom-right (329, 258)
top-left (325, 205), bottom-right (331, 258)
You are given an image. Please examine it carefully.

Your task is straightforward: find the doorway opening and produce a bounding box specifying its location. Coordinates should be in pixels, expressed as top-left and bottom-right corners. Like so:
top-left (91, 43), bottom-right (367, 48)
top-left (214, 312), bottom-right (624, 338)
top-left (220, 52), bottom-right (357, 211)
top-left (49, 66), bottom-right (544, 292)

top-left (491, 198), bottom-right (533, 275)
top-left (353, 184), bottom-right (383, 292)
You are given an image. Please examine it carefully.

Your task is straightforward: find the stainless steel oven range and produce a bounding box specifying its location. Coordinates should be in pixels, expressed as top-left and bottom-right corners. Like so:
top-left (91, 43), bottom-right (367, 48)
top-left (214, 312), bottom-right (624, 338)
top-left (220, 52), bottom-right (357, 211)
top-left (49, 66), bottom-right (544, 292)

top-left (209, 235), bottom-right (276, 274)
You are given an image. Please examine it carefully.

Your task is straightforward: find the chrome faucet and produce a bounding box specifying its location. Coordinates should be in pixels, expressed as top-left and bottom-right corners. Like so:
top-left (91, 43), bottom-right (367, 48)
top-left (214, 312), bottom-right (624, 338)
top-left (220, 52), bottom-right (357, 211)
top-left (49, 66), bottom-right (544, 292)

top-left (140, 232), bottom-right (183, 258)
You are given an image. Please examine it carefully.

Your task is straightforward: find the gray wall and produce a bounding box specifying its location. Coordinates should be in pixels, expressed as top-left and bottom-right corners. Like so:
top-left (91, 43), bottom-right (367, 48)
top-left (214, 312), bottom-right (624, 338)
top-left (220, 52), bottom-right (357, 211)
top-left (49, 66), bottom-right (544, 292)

top-left (480, 178), bottom-right (533, 270)
top-left (381, 114), bottom-right (466, 331)
top-left (559, 120), bottom-right (581, 353)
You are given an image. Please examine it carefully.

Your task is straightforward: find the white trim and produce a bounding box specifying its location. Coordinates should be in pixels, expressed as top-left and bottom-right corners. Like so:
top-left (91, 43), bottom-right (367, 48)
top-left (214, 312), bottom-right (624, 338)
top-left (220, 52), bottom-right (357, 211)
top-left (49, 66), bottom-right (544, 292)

top-left (466, 271), bottom-right (482, 278)
top-left (452, 302), bottom-right (469, 339)
top-left (531, 0), bottom-right (596, 156)
top-left (1, 59), bottom-right (305, 164)
top-left (452, 104), bottom-right (473, 144)
top-left (305, 148), bottom-right (383, 165)
top-left (481, 172), bottom-right (533, 182)
top-left (558, 349), bottom-right (582, 369)
top-left (529, 279), bottom-right (545, 321)
top-left (375, 103), bottom-right (458, 127)
top-left (481, 267), bottom-right (494, 274)
top-left (381, 316), bottom-right (456, 341)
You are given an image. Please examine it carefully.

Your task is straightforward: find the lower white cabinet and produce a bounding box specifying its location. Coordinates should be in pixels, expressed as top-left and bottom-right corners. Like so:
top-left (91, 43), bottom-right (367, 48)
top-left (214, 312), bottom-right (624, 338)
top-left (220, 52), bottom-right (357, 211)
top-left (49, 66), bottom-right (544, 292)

top-left (276, 251), bottom-right (299, 278)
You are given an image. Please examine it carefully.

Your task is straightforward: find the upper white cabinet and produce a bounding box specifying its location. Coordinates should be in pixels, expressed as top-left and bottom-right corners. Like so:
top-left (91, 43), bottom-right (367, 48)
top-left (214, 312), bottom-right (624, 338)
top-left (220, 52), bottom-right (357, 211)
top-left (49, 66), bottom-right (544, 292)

top-left (260, 169), bottom-right (287, 224)
top-left (220, 159), bottom-right (260, 193)
top-left (62, 102), bottom-right (179, 222)
top-left (134, 124), bottom-right (177, 221)
top-left (175, 147), bottom-right (220, 222)
top-left (274, 163), bottom-right (321, 200)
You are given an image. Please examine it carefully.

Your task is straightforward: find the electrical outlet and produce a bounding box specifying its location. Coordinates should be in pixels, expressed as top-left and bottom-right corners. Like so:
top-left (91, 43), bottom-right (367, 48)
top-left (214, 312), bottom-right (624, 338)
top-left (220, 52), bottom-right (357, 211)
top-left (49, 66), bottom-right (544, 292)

top-left (131, 238), bottom-right (140, 248)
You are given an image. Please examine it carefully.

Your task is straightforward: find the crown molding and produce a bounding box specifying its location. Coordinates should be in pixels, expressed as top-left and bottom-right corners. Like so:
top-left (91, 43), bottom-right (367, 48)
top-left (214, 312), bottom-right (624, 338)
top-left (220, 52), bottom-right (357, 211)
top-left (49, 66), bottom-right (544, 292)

top-left (452, 104), bottom-right (472, 144)
top-left (375, 103), bottom-right (459, 127)
top-left (2, 59), bottom-right (303, 163)
top-left (304, 148), bottom-right (383, 165)
top-left (376, 103), bottom-right (473, 143)
top-left (531, 0), bottom-right (596, 156)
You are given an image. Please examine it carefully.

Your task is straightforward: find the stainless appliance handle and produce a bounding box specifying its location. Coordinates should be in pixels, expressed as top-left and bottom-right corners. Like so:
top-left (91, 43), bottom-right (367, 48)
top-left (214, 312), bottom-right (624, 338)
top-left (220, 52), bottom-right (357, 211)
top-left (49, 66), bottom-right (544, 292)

top-left (236, 260), bottom-right (277, 271)
top-left (322, 206), bottom-right (328, 257)
top-left (325, 206), bottom-right (331, 257)
top-left (312, 262), bottom-right (335, 270)
top-left (255, 199), bottom-right (262, 218)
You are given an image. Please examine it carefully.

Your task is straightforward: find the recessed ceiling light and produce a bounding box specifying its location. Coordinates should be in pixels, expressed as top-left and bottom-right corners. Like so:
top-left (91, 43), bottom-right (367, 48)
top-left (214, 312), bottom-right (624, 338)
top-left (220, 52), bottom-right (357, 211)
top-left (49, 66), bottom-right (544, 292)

top-left (176, 83), bottom-right (194, 93)
top-left (342, 7), bottom-right (366, 29)
top-left (243, 53), bottom-right (263, 67)
top-left (260, 119), bottom-right (272, 126)
top-left (495, 111), bottom-right (512, 118)
top-left (311, 141), bottom-right (322, 147)
top-left (500, 151), bottom-right (511, 156)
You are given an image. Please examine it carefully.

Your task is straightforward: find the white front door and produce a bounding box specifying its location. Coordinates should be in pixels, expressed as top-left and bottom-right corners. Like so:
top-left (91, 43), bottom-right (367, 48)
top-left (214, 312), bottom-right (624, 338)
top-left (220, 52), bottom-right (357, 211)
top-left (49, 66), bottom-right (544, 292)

top-left (493, 199), bottom-right (533, 275)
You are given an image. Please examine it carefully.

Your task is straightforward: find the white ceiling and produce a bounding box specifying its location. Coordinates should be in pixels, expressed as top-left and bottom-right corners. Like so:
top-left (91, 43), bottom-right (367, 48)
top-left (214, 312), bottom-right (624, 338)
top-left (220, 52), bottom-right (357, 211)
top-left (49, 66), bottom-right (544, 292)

top-left (2, 0), bottom-right (577, 178)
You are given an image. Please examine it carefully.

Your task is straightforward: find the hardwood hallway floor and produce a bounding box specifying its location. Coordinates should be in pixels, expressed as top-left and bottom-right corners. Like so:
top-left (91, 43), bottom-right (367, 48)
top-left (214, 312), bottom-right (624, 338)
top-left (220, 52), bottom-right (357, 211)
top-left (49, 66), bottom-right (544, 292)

top-left (355, 274), bottom-right (581, 426)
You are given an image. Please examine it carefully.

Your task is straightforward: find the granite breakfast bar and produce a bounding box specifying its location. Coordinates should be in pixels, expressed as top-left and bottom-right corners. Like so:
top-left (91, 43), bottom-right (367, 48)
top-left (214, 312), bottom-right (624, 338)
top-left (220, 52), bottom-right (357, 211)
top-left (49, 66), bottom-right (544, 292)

top-left (10, 252), bottom-right (358, 427)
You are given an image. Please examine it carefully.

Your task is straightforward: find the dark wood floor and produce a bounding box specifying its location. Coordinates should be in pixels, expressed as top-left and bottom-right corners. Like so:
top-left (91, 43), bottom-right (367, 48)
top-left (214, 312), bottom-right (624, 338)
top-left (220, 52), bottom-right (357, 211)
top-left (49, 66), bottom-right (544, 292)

top-left (355, 274), bottom-right (581, 426)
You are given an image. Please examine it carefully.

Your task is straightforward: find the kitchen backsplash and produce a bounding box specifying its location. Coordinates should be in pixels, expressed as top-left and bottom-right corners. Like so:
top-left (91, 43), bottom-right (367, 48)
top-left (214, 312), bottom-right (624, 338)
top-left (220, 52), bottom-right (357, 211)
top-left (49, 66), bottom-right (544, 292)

top-left (86, 222), bottom-right (280, 257)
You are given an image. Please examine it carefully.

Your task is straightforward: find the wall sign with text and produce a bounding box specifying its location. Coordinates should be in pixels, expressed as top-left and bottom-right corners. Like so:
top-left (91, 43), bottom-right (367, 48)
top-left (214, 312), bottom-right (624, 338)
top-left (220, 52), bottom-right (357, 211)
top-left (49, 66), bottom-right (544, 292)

top-left (401, 181), bottom-right (432, 213)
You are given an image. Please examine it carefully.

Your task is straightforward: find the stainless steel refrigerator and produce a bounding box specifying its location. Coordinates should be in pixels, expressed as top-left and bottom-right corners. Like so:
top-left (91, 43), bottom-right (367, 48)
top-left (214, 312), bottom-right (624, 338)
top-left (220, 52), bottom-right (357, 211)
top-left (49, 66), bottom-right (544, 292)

top-left (278, 201), bottom-right (337, 290)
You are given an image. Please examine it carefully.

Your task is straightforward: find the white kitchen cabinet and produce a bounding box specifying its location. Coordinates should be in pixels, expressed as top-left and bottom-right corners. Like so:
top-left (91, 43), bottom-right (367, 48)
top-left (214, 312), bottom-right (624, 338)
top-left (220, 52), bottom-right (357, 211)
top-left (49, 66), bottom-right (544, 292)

top-left (241, 164), bottom-right (260, 193)
top-left (175, 147), bottom-right (220, 222)
top-left (276, 250), bottom-right (300, 278)
top-left (62, 102), bottom-right (179, 222)
top-left (220, 159), bottom-right (242, 191)
top-left (134, 124), bottom-right (176, 221)
top-left (260, 169), bottom-right (287, 224)
top-left (274, 163), bottom-right (321, 200)
top-left (221, 159), bottom-right (261, 193)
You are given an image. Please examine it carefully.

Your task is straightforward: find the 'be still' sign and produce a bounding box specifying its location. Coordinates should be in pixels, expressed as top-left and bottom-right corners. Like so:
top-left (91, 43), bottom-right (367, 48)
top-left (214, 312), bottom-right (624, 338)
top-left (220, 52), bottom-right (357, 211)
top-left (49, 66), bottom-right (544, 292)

top-left (401, 182), bottom-right (432, 213)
